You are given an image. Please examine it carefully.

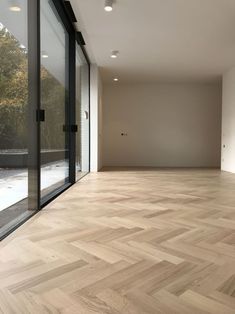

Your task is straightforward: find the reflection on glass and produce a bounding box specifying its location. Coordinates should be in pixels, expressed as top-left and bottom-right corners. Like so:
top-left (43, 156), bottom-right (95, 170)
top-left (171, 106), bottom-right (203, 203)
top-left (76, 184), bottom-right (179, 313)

top-left (0, 0), bottom-right (31, 235)
top-left (40, 0), bottom-right (69, 199)
top-left (76, 45), bottom-right (89, 180)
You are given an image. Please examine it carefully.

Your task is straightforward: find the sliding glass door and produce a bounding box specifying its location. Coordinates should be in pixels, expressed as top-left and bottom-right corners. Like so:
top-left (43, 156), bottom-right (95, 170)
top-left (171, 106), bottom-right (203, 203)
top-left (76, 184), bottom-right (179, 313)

top-left (0, 0), bottom-right (37, 237)
top-left (40, 0), bottom-right (70, 200)
top-left (0, 0), bottom-right (90, 239)
top-left (76, 44), bottom-right (90, 180)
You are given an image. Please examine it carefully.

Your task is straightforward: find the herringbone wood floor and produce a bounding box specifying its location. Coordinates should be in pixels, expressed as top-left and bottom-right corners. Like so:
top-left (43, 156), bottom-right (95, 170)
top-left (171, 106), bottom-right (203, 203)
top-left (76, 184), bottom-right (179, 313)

top-left (1, 168), bottom-right (235, 313)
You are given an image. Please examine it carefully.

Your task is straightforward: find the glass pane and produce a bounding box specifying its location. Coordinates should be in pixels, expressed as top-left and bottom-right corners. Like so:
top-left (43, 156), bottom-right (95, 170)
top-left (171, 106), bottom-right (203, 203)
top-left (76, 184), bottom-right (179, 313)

top-left (40, 0), bottom-right (69, 199)
top-left (76, 45), bottom-right (89, 180)
top-left (0, 0), bottom-right (34, 236)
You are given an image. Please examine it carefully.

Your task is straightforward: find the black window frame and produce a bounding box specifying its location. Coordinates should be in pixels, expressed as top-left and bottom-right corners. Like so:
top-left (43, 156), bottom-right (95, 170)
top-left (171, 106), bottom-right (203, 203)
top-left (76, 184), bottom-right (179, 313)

top-left (0, 0), bottom-right (90, 240)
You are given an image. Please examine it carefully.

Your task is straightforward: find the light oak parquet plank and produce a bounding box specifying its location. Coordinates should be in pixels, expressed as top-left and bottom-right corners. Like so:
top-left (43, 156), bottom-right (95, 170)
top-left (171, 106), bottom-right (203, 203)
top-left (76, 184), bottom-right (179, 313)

top-left (0, 168), bottom-right (235, 313)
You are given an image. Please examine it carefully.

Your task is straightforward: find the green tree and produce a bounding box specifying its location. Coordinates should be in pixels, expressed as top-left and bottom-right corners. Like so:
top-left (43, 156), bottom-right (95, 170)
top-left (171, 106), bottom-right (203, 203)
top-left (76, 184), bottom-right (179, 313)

top-left (0, 26), bottom-right (28, 149)
top-left (0, 25), bottom-right (66, 150)
top-left (0, 27), bottom-right (27, 104)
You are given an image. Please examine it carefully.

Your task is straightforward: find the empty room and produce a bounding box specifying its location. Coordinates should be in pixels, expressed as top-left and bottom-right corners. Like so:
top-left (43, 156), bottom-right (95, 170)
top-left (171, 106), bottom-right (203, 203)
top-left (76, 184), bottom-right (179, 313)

top-left (1, 0), bottom-right (235, 313)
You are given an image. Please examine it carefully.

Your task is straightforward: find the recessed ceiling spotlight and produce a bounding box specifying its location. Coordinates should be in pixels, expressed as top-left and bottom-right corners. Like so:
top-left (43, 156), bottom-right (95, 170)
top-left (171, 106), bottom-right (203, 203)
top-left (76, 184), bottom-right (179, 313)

top-left (9, 5), bottom-right (21, 12)
top-left (111, 50), bottom-right (119, 58)
top-left (9, 0), bottom-right (21, 11)
top-left (104, 0), bottom-right (113, 12)
top-left (113, 78), bottom-right (119, 82)
top-left (42, 51), bottom-right (49, 58)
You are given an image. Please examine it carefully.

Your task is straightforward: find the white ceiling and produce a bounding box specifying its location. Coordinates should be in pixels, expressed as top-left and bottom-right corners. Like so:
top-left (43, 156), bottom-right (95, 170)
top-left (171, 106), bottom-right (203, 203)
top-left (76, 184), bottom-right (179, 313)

top-left (70, 0), bottom-right (235, 83)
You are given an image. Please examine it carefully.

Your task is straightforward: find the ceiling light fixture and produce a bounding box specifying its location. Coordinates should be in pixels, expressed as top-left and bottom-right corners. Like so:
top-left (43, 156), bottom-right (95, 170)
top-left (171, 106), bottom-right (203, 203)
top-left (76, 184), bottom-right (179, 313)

top-left (9, 5), bottom-right (21, 12)
top-left (9, 0), bottom-right (21, 11)
top-left (104, 0), bottom-right (113, 12)
top-left (42, 51), bottom-right (49, 58)
top-left (113, 78), bottom-right (119, 82)
top-left (111, 50), bottom-right (119, 58)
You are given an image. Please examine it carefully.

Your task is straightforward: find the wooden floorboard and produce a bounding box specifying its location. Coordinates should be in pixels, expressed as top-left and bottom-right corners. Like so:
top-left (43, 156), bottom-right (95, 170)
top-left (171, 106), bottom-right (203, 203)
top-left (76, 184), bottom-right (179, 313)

top-left (1, 168), bottom-right (235, 313)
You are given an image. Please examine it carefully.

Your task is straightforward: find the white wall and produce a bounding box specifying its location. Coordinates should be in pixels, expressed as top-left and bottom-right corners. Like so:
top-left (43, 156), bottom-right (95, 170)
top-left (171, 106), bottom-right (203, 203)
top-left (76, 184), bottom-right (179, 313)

top-left (221, 68), bottom-right (235, 173)
top-left (98, 76), bottom-right (103, 170)
top-left (90, 65), bottom-right (103, 172)
top-left (103, 82), bottom-right (222, 167)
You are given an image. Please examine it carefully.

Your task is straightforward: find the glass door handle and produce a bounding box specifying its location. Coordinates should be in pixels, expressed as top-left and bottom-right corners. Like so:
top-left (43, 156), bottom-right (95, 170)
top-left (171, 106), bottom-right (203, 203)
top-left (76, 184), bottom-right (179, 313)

top-left (84, 111), bottom-right (89, 120)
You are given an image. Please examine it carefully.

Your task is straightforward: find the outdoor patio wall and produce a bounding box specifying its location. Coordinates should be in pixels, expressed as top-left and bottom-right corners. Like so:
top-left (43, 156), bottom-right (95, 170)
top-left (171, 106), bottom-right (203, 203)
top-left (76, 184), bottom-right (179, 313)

top-left (103, 82), bottom-right (222, 167)
top-left (0, 150), bottom-right (66, 168)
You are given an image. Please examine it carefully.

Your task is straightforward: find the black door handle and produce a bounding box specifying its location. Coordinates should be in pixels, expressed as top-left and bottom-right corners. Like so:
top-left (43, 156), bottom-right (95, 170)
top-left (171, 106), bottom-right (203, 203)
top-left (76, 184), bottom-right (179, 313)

top-left (36, 109), bottom-right (45, 122)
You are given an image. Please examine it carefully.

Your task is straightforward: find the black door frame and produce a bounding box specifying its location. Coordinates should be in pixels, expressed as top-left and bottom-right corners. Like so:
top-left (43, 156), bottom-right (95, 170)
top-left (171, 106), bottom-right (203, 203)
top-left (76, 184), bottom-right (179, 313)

top-left (0, 0), bottom-right (90, 240)
top-left (40, 0), bottom-right (75, 206)
top-left (40, 0), bottom-right (91, 206)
